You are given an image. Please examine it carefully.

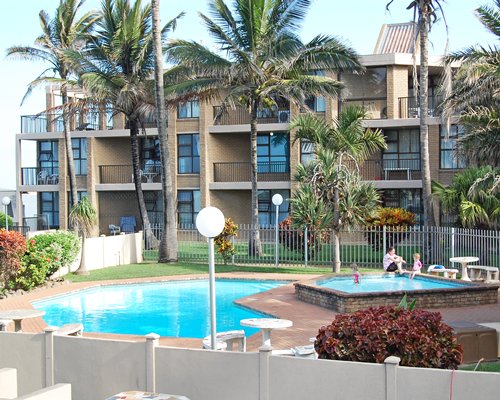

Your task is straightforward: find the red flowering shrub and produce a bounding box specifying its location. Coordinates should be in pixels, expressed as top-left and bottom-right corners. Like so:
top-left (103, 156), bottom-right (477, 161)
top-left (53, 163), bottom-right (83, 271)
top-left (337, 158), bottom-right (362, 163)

top-left (214, 218), bottom-right (238, 264)
top-left (314, 306), bottom-right (462, 369)
top-left (0, 229), bottom-right (27, 288)
top-left (365, 207), bottom-right (416, 250)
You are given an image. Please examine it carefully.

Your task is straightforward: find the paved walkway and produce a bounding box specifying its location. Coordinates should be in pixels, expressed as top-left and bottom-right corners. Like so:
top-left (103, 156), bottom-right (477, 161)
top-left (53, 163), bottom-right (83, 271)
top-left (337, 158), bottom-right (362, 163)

top-left (1, 272), bottom-right (500, 352)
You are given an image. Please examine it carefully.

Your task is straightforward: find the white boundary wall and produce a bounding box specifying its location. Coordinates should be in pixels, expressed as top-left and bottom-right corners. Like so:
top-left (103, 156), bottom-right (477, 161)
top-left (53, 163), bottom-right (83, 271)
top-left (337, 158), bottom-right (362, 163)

top-left (1, 330), bottom-right (499, 400)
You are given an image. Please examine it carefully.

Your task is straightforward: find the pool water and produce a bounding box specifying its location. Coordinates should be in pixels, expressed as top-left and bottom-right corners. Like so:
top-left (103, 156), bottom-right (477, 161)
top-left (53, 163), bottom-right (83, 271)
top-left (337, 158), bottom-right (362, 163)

top-left (32, 279), bottom-right (287, 338)
top-left (318, 274), bottom-right (467, 293)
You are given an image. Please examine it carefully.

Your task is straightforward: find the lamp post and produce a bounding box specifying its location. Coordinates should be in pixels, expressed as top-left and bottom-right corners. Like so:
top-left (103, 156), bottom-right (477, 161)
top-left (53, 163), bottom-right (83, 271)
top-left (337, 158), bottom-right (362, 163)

top-left (196, 206), bottom-right (225, 350)
top-left (271, 194), bottom-right (283, 268)
top-left (2, 197), bottom-right (11, 230)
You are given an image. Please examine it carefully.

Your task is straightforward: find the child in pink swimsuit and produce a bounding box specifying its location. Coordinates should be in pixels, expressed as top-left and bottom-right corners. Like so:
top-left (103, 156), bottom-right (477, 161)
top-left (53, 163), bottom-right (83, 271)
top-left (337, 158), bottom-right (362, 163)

top-left (352, 264), bottom-right (361, 284)
top-left (410, 253), bottom-right (422, 279)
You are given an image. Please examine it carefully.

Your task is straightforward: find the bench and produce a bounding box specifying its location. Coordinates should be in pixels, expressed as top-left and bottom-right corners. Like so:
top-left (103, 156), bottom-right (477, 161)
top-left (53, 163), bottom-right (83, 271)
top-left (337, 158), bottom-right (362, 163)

top-left (427, 265), bottom-right (459, 279)
top-left (203, 330), bottom-right (246, 352)
top-left (54, 323), bottom-right (84, 336)
top-left (467, 265), bottom-right (499, 283)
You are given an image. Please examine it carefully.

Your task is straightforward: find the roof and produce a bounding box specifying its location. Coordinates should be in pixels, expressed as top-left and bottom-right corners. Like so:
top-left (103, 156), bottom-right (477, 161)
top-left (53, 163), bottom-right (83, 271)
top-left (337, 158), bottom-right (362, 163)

top-left (374, 22), bottom-right (417, 54)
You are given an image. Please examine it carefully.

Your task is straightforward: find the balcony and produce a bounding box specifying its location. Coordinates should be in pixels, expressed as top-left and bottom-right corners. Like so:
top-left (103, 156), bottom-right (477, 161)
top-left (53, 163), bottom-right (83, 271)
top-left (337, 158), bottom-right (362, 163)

top-left (21, 167), bottom-right (59, 186)
top-left (398, 96), bottom-right (442, 119)
top-left (358, 159), bottom-right (421, 181)
top-left (99, 163), bottom-right (162, 184)
top-left (21, 110), bottom-right (114, 134)
top-left (213, 162), bottom-right (290, 182)
top-left (213, 106), bottom-right (291, 126)
top-left (340, 98), bottom-right (387, 119)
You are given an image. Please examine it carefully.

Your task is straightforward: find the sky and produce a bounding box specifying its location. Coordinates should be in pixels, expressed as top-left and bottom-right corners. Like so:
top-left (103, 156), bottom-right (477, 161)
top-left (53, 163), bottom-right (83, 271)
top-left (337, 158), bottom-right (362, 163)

top-left (0, 0), bottom-right (496, 190)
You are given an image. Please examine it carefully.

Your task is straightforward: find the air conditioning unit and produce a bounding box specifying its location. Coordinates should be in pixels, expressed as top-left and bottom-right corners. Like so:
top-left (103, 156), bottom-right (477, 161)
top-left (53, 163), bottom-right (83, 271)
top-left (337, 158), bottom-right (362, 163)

top-left (278, 110), bottom-right (290, 123)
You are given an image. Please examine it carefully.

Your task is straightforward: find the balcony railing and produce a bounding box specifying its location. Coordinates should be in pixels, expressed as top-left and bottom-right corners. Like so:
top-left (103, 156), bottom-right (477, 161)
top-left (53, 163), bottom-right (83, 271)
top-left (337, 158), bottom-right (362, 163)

top-left (213, 106), bottom-right (291, 125)
top-left (340, 98), bottom-right (387, 119)
top-left (398, 96), bottom-right (442, 118)
top-left (350, 159), bottom-right (421, 181)
top-left (213, 162), bottom-right (290, 182)
top-left (99, 162), bottom-right (162, 184)
top-left (21, 167), bottom-right (59, 185)
top-left (21, 110), bottom-right (114, 133)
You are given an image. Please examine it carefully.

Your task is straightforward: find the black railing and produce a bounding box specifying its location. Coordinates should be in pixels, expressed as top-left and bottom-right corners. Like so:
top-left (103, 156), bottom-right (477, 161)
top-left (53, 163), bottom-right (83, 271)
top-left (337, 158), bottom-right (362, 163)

top-left (213, 162), bottom-right (290, 182)
top-left (213, 106), bottom-right (291, 125)
top-left (21, 110), bottom-right (114, 133)
top-left (7, 225), bottom-right (31, 236)
top-left (381, 158), bottom-right (421, 180)
top-left (339, 98), bottom-right (388, 119)
top-left (99, 162), bottom-right (162, 184)
top-left (21, 167), bottom-right (59, 185)
top-left (398, 96), bottom-right (442, 118)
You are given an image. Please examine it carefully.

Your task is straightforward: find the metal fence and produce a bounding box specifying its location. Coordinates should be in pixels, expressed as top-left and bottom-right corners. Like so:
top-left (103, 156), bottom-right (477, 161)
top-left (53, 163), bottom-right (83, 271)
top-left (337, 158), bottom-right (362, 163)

top-left (144, 224), bottom-right (500, 269)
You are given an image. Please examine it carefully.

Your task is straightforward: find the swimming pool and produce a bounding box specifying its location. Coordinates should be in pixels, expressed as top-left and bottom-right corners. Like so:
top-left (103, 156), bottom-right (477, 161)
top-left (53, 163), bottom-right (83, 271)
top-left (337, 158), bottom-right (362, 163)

top-left (295, 273), bottom-right (499, 313)
top-left (32, 279), bottom-right (287, 337)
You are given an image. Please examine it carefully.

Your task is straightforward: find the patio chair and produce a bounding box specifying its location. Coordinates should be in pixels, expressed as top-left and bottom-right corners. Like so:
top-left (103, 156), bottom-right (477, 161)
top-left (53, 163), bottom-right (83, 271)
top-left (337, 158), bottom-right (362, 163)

top-left (54, 323), bottom-right (84, 336)
top-left (109, 224), bottom-right (121, 235)
top-left (37, 170), bottom-right (49, 185)
top-left (120, 216), bottom-right (136, 233)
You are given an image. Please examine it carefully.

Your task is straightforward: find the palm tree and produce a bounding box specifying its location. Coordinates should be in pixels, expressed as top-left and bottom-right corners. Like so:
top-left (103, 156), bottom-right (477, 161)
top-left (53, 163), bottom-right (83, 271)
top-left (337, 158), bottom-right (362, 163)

top-left (291, 107), bottom-right (387, 272)
top-left (69, 196), bottom-right (97, 275)
top-left (151, 0), bottom-right (182, 262)
top-left (432, 166), bottom-right (500, 229)
top-left (386, 0), bottom-right (447, 227)
top-left (444, 1), bottom-right (500, 166)
top-left (166, 0), bottom-right (364, 255)
top-left (67, 0), bottom-right (182, 245)
top-left (6, 0), bottom-right (99, 221)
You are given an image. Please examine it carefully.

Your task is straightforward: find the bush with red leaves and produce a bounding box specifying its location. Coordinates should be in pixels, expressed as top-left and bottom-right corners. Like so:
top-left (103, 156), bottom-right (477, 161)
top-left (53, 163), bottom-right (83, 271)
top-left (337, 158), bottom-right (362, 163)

top-left (0, 229), bottom-right (27, 288)
top-left (314, 306), bottom-right (462, 369)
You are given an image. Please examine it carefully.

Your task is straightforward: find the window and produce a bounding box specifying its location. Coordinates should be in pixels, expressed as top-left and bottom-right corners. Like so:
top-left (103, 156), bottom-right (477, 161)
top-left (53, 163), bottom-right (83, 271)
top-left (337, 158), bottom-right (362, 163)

top-left (304, 71), bottom-right (326, 112)
top-left (144, 191), bottom-right (163, 225)
top-left (382, 129), bottom-right (420, 170)
top-left (141, 137), bottom-right (160, 163)
top-left (257, 132), bottom-right (290, 173)
top-left (177, 190), bottom-right (200, 227)
top-left (40, 192), bottom-right (59, 229)
top-left (440, 125), bottom-right (466, 169)
top-left (71, 138), bottom-right (87, 176)
top-left (341, 67), bottom-right (387, 99)
top-left (300, 139), bottom-right (315, 165)
top-left (178, 100), bottom-right (199, 119)
top-left (38, 141), bottom-right (59, 175)
top-left (258, 190), bottom-right (290, 226)
top-left (178, 134), bottom-right (200, 174)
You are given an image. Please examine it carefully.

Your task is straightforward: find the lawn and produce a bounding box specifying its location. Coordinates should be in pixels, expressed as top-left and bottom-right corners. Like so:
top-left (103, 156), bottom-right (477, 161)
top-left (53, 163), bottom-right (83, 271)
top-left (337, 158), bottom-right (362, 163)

top-left (66, 261), bottom-right (360, 282)
top-left (460, 361), bottom-right (500, 373)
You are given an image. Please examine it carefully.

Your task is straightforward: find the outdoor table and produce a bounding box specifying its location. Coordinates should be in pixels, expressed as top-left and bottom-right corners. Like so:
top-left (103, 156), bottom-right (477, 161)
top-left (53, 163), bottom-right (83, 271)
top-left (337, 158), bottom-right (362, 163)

top-left (449, 256), bottom-right (480, 281)
top-left (240, 318), bottom-right (293, 348)
top-left (0, 309), bottom-right (45, 332)
top-left (105, 391), bottom-right (190, 400)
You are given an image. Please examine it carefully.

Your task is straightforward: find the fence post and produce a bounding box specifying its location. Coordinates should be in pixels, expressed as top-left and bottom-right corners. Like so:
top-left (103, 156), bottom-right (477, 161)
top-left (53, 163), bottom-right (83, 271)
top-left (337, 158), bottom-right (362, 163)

top-left (450, 227), bottom-right (455, 261)
top-left (145, 333), bottom-right (159, 392)
top-left (231, 235), bottom-right (235, 265)
top-left (258, 346), bottom-right (272, 400)
top-left (44, 326), bottom-right (58, 387)
top-left (384, 356), bottom-right (400, 400)
top-left (382, 225), bottom-right (387, 253)
top-left (304, 226), bottom-right (308, 268)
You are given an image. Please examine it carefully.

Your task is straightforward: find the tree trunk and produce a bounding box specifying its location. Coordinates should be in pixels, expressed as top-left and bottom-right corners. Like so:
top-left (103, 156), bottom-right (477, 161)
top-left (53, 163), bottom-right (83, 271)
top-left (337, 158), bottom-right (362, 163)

top-left (249, 100), bottom-right (262, 256)
top-left (130, 118), bottom-right (156, 246)
top-left (152, 0), bottom-right (178, 262)
top-left (419, 4), bottom-right (435, 228)
top-left (333, 230), bottom-right (341, 273)
top-left (61, 87), bottom-right (78, 221)
top-left (332, 187), bottom-right (341, 272)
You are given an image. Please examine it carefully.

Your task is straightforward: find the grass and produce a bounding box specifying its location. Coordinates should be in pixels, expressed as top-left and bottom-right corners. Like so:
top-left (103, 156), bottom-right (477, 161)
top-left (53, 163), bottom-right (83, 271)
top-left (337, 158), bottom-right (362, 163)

top-left (65, 261), bottom-right (362, 283)
top-left (459, 361), bottom-right (500, 373)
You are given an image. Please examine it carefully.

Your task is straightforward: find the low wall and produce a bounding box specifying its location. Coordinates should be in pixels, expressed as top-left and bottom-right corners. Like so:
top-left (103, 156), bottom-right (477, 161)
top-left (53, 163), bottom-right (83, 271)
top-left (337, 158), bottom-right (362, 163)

top-left (0, 330), bottom-right (499, 400)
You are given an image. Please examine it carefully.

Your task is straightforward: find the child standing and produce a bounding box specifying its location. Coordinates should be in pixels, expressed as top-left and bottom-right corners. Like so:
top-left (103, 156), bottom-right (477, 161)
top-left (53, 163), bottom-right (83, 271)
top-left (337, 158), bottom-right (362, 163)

top-left (352, 264), bottom-right (361, 284)
top-left (410, 253), bottom-right (422, 279)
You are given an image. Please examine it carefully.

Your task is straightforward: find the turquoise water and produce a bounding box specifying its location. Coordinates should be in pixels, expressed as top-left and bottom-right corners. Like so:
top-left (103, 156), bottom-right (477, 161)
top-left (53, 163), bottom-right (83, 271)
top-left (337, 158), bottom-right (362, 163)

top-left (317, 274), bottom-right (467, 293)
top-left (32, 279), bottom-right (287, 338)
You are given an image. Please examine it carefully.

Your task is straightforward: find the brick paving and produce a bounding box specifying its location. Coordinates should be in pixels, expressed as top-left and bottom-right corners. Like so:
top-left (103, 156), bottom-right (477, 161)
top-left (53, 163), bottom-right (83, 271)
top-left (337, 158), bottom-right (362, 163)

top-left (1, 272), bottom-right (500, 352)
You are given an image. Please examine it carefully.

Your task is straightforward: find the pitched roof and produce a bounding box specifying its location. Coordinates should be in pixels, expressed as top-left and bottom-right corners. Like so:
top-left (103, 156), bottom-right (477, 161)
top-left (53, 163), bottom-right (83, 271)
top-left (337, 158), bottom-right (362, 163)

top-left (374, 23), bottom-right (417, 54)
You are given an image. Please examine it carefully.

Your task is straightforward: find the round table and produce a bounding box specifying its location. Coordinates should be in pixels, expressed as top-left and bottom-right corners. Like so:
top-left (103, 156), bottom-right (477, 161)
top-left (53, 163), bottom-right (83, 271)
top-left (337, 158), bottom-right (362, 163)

top-left (240, 318), bottom-right (293, 348)
top-left (0, 309), bottom-right (45, 332)
top-left (450, 256), bottom-right (479, 281)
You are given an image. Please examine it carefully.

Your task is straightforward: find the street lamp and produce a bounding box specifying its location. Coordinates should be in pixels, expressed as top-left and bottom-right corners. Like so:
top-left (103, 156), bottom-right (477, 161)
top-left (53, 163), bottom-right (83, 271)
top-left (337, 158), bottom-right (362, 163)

top-left (196, 206), bottom-right (225, 350)
top-left (271, 194), bottom-right (283, 268)
top-left (2, 197), bottom-right (11, 230)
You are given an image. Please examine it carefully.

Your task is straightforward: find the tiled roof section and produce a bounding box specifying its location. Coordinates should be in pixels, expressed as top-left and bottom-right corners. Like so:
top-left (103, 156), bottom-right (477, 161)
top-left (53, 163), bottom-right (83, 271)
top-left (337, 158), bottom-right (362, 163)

top-left (374, 22), bottom-right (417, 54)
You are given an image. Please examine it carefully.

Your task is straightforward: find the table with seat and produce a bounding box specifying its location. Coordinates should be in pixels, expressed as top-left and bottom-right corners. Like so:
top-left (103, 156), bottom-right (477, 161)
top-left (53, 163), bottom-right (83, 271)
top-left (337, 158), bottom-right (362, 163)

top-left (240, 318), bottom-right (293, 348)
top-left (0, 309), bottom-right (45, 332)
top-left (449, 256), bottom-right (480, 281)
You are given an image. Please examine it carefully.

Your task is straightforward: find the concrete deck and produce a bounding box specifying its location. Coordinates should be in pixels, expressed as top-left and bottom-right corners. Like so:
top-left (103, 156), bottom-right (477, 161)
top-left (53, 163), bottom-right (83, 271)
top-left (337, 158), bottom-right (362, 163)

top-left (1, 272), bottom-right (500, 352)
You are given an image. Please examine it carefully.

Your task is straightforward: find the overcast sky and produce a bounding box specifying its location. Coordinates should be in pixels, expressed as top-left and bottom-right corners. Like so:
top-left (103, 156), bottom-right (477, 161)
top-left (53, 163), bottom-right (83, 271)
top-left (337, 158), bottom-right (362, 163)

top-left (0, 0), bottom-right (495, 189)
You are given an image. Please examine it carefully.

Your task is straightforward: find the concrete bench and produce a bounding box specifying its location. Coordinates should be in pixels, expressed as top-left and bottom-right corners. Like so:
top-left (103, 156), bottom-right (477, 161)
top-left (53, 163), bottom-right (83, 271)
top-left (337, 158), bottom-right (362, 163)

top-left (54, 323), bottom-right (83, 336)
top-left (467, 265), bottom-right (499, 283)
top-left (427, 265), bottom-right (459, 279)
top-left (0, 319), bottom-right (13, 332)
top-left (203, 330), bottom-right (246, 352)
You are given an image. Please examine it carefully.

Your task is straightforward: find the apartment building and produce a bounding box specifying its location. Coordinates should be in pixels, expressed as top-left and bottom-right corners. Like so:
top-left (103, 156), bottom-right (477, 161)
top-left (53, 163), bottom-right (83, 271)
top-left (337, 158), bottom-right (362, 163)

top-left (14, 24), bottom-right (463, 234)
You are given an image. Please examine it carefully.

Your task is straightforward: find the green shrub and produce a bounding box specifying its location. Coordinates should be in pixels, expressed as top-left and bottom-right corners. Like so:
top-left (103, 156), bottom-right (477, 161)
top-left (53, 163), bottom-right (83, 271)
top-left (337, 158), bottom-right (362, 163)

top-left (0, 230), bottom-right (27, 289)
top-left (0, 213), bottom-right (13, 229)
top-left (13, 261), bottom-right (48, 291)
top-left (314, 306), bottom-right (462, 369)
top-left (214, 218), bottom-right (238, 264)
top-left (365, 207), bottom-right (416, 250)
